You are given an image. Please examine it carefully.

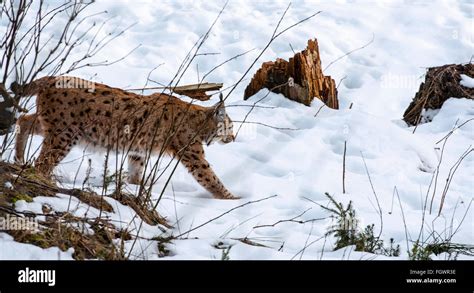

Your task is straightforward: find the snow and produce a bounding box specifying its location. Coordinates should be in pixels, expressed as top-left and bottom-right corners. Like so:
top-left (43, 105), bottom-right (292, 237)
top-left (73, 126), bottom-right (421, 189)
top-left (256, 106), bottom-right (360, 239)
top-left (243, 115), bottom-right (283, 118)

top-left (0, 0), bottom-right (473, 260)
top-left (460, 74), bottom-right (474, 89)
top-left (0, 233), bottom-right (74, 260)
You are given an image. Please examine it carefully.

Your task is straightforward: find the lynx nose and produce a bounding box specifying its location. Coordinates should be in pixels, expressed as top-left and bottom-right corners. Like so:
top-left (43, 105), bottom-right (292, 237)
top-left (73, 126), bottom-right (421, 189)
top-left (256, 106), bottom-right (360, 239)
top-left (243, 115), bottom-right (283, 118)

top-left (221, 135), bottom-right (234, 144)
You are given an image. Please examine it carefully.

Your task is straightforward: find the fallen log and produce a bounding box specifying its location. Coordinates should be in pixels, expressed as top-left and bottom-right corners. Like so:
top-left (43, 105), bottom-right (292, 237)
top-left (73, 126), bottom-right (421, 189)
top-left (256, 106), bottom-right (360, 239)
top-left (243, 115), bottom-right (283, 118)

top-left (127, 82), bottom-right (223, 101)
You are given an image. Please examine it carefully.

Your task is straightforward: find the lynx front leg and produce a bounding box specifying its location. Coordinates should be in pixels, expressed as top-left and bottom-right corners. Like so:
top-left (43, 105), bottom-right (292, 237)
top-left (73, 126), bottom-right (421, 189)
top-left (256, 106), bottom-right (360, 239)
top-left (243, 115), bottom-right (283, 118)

top-left (174, 143), bottom-right (238, 200)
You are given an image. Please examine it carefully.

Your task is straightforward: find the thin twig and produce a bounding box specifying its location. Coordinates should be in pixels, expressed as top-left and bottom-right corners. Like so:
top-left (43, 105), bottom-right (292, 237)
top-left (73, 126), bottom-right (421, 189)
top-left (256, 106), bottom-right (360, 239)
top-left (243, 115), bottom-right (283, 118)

top-left (438, 146), bottom-right (473, 216)
top-left (234, 120), bottom-right (299, 131)
top-left (342, 140), bottom-right (347, 194)
top-left (435, 118), bottom-right (474, 145)
top-left (171, 195), bottom-right (278, 239)
top-left (360, 151), bottom-right (383, 240)
top-left (394, 186), bottom-right (410, 253)
top-left (253, 208), bottom-right (325, 229)
top-left (313, 104), bottom-right (326, 118)
top-left (323, 33), bottom-right (375, 72)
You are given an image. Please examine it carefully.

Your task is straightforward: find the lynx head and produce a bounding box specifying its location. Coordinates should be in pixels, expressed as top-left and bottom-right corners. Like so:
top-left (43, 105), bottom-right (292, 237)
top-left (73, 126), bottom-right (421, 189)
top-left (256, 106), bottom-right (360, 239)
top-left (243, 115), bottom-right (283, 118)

top-left (206, 93), bottom-right (234, 145)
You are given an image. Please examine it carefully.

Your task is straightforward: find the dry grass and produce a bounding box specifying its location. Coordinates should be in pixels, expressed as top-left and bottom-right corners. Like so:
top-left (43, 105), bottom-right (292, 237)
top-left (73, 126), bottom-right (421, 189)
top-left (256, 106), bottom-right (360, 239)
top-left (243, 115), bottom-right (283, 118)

top-left (8, 215), bottom-right (129, 260)
top-left (0, 162), bottom-right (113, 212)
top-left (109, 190), bottom-right (171, 228)
top-left (0, 161), bottom-right (169, 260)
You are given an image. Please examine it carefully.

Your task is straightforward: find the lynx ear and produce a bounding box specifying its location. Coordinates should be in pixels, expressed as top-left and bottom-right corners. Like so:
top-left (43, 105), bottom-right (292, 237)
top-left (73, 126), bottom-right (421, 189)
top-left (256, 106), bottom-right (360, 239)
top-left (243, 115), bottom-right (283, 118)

top-left (214, 94), bottom-right (226, 122)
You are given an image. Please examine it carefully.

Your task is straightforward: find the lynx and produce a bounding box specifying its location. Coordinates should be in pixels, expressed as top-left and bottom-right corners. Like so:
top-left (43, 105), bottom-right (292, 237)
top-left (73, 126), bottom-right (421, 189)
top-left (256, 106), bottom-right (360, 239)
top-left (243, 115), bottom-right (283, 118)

top-left (14, 76), bottom-right (237, 199)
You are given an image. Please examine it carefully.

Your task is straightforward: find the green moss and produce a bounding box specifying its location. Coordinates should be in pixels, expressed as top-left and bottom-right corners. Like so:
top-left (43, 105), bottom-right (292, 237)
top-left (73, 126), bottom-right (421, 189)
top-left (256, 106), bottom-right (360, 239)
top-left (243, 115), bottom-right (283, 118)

top-left (22, 232), bottom-right (50, 249)
top-left (11, 193), bottom-right (33, 204)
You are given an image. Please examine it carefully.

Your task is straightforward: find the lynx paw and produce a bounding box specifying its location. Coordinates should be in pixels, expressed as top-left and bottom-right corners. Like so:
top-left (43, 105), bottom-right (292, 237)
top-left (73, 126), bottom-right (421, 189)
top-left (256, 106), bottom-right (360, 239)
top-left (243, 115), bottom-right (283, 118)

top-left (128, 175), bottom-right (150, 186)
top-left (215, 192), bottom-right (241, 200)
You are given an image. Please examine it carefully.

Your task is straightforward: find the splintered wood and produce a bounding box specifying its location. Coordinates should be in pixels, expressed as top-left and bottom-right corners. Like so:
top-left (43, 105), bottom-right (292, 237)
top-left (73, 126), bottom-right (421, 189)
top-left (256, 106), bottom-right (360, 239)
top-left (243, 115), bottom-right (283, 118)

top-left (171, 82), bottom-right (223, 101)
top-left (124, 82), bottom-right (223, 101)
top-left (244, 39), bottom-right (338, 109)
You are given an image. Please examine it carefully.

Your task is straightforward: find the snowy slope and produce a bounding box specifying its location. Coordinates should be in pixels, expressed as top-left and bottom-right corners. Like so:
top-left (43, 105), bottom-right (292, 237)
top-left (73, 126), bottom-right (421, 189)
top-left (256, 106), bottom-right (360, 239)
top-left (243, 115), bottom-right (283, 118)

top-left (1, 0), bottom-right (473, 260)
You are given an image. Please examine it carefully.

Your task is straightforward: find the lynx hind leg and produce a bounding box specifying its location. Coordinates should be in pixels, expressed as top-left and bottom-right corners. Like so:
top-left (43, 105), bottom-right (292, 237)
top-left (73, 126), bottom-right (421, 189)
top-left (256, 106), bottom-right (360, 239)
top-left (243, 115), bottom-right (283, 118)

top-left (174, 143), bottom-right (238, 200)
top-left (15, 113), bottom-right (42, 164)
top-left (128, 154), bottom-right (145, 185)
top-left (35, 128), bottom-right (77, 176)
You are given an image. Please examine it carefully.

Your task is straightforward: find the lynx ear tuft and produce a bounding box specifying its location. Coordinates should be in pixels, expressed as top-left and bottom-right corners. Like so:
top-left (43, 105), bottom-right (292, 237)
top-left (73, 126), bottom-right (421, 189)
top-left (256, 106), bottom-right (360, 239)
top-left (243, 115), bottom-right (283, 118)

top-left (214, 96), bottom-right (226, 123)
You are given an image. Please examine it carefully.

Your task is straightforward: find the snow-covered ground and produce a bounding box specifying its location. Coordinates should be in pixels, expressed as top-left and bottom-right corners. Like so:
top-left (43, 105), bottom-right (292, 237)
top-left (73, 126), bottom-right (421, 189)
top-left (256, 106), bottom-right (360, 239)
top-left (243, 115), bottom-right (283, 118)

top-left (1, 0), bottom-right (473, 260)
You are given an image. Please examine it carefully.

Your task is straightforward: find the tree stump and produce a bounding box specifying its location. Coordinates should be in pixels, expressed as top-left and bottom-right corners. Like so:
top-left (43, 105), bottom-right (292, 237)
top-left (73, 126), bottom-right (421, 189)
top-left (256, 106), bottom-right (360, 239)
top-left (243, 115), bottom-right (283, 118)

top-left (403, 63), bottom-right (474, 126)
top-left (244, 39), bottom-right (338, 109)
top-left (0, 83), bottom-right (16, 135)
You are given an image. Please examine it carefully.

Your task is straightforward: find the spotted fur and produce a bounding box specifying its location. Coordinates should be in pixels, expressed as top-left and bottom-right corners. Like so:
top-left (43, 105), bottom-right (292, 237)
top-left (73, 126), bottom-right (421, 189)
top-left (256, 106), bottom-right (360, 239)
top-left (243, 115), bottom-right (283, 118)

top-left (15, 76), bottom-right (237, 199)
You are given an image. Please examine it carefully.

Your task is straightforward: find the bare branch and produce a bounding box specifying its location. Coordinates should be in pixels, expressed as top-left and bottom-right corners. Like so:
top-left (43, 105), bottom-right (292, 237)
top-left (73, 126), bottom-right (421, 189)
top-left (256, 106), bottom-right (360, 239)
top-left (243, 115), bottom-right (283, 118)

top-left (253, 208), bottom-right (325, 229)
top-left (323, 33), bottom-right (375, 72)
top-left (171, 195), bottom-right (278, 239)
